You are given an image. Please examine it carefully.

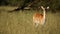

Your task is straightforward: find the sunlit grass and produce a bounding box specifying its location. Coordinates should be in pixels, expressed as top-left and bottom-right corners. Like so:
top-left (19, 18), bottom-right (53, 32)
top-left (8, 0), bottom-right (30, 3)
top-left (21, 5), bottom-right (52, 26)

top-left (0, 6), bottom-right (60, 34)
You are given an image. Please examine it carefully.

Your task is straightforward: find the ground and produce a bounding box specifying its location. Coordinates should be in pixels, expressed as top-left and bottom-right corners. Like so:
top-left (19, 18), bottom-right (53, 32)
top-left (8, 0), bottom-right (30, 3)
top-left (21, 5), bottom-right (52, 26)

top-left (0, 6), bottom-right (60, 34)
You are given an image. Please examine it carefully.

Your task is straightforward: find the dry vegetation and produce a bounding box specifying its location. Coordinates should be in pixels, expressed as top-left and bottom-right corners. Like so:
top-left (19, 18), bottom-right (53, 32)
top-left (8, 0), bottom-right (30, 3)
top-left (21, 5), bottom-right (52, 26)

top-left (0, 6), bottom-right (60, 34)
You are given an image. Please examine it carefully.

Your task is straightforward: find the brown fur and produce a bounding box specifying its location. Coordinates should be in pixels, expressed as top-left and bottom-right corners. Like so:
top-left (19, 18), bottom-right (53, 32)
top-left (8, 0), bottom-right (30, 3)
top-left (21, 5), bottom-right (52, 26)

top-left (33, 13), bottom-right (45, 27)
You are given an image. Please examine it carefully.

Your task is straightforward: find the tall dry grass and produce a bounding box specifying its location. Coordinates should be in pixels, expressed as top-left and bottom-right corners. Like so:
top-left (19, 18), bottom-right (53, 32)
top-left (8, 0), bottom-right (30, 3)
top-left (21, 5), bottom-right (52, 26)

top-left (0, 6), bottom-right (60, 34)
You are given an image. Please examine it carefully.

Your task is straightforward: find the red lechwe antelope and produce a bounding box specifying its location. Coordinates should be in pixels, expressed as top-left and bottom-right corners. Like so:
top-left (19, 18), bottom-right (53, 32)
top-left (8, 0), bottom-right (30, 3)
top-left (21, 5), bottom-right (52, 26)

top-left (33, 6), bottom-right (49, 27)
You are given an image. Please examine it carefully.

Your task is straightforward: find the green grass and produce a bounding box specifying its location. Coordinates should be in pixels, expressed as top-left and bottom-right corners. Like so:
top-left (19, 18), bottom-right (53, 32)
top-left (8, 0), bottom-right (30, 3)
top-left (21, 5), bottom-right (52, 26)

top-left (0, 6), bottom-right (60, 34)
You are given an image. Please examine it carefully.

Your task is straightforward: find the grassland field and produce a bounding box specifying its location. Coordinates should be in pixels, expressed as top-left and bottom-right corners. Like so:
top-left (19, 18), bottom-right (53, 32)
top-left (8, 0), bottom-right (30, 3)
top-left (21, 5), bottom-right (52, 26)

top-left (0, 6), bottom-right (60, 34)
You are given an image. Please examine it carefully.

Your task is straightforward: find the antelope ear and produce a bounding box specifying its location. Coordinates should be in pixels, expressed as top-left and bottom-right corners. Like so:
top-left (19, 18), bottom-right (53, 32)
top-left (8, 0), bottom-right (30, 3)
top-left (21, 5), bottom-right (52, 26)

top-left (41, 6), bottom-right (45, 9)
top-left (41, 6), bottom-right (44, 9)
top-left (47, 6), bottom-right (49, 9)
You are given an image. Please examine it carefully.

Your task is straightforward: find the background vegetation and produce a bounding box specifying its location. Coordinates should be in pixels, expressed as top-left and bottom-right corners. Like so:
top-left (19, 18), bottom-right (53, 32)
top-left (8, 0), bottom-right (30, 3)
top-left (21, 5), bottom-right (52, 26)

top-left (0, 0), bottom-right (60, 11)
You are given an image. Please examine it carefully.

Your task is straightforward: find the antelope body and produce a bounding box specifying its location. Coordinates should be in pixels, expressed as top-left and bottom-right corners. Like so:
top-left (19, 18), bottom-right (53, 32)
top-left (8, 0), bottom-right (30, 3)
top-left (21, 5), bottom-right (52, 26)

top-left (33, 6), bottom-right (49, 27)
